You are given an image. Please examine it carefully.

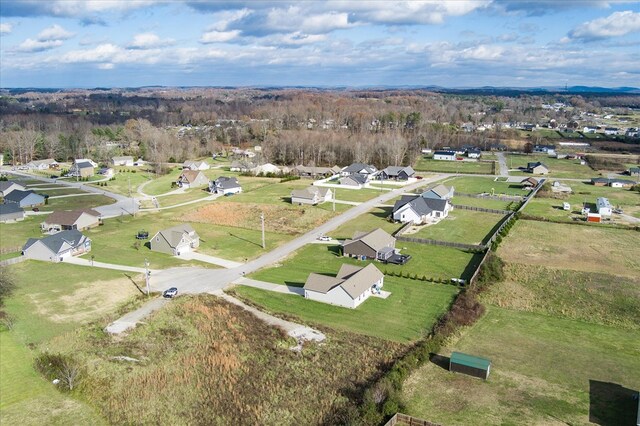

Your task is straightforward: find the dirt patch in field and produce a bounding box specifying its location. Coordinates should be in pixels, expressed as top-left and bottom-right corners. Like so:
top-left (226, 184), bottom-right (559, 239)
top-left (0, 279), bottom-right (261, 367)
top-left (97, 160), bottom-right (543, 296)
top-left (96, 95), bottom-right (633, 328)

top-left (31, 276), bottom-right (141, 323)
top-left (184, 201), bottom-right (334, 234)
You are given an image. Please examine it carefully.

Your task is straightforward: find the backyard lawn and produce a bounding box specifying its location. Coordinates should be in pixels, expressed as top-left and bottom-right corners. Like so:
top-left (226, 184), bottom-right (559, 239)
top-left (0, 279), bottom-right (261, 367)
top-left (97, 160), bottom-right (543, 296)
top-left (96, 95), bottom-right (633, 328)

top-left (330, 206), bottom-right (404, 238)
top-left (409, 209), bottom-right (506, 245)
top-left (89, 168), bottom-right (155, 196)
top-left (441, 176), bottom-right (528, 196)
top-left (507, 154), bottom-right (594, 179)
top-left (39, 194), bottom-right (115, 212)
top-left (234, 276), bottom-right (459, 343)
top-left (414, 158), bottom-right (494, 174)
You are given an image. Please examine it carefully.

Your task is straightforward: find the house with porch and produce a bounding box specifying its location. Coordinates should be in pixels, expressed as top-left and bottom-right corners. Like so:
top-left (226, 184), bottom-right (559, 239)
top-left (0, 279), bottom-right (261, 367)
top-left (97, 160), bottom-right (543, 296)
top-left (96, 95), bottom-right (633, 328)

top-left (340, 163), bottom-right (378, 177)
top-left (41, 209), bottom-right (101, 233)
top-left (22, 230), bottom-right (91, 262)
top-left (339, 173), bottom-right (368, 188)
top-left (303, 263), bottom-right (385, 309)
top-left (378, 166), bottom-right (416, 181)
top-left (209, 176), bottom-right (242, 195)
top-left (150, 224), bottom-right (200, 256)
top-left (393, 195), bottom-right (451, 224)
top-left (26, 159), bottom-right (58, 170)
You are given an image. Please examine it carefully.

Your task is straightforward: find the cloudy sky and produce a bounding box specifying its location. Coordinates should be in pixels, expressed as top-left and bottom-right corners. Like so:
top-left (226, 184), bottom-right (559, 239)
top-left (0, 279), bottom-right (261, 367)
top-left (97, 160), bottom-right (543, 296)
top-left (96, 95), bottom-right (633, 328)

top-left (1, 0), bottom-right (639, 88)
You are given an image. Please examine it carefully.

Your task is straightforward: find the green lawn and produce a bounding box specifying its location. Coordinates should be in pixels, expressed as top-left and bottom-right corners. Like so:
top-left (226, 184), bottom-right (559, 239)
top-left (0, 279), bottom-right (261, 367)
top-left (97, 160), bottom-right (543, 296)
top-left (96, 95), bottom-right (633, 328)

top-left (333, 187), bottom-right (389, 203)
top-left (234, 276), bottom-right (459, 343)
top-left (507, 154), bottom-right (594, 179)
top-left (0, 216), bottom-right (43, 249)
top-left (414, 158), bottom-right (494, 174)
top-left (250, 241), bottom-right (482, 285)
top-left (411, 209), bottom-right (506, 245)
top-left (331, 206), bottom-right (404, 238)
top-left (40, 194), bottom-right (115, 212)
top-left (89, 168), bottom-right (155, 196)
top-left (452, 196), bottom-right (514, 210)
top-left (0, 332), bottom-right (105, 425)
top-left (225, 179), bottom-right (311, 205)
top-left (442, 176), bottom-right (528, 196)
top-left (403, 306), bottom-right (640, 425)
top-left (33, 187), bottom-right (87, 197)
top-left (139, 167), bottom-right (183, 195)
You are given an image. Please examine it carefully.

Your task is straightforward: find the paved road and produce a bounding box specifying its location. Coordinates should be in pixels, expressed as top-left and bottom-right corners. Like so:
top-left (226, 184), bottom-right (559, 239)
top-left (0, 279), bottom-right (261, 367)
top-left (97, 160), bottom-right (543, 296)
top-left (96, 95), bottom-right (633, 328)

top-left (105, 297), bottom-right (168, 334)
top-left (175, 252), bottom-right (243, 268)
top-left (496, 152), bottom-right (509, 176)
top-left (62, 256), bottom-right (157, 274)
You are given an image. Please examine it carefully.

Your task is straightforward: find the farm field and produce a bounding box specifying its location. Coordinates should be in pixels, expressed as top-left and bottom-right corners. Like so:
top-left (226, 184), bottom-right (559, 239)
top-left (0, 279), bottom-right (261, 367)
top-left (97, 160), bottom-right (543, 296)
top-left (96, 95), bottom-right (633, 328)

top-left (409, 209), bottom-right (506, 245)
top-left (441, 176), bottom-right (528, 196)
top-left (414, 157), bottom-right (494, 174)
top-left (234, 276), bottom-right (459, 342)
top-left (403, 306), bottom-right (640, 425)
top-left (52, 295), bottom-right (403, 424)
top-left (498, 220), bottom-right (639, 278)
top-left (250, 241), bottom-right (482, 285)
top-left (506, 154), bottom-right (594, 178)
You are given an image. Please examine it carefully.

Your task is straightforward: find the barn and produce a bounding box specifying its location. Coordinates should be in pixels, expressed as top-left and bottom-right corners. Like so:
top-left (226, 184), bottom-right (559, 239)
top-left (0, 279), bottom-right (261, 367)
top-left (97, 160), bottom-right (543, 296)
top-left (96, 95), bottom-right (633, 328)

top-left (449, 351), bottom-right (491, 380)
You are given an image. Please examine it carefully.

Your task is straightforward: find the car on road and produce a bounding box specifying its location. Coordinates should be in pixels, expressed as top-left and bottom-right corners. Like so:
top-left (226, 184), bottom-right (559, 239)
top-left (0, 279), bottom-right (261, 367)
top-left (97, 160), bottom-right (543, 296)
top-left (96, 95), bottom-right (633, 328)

top-left (163, 287), bottom-right (178, 298)
top-left (317, 235), bottom-right (331, 241)
top-left (384, 254), bottom-right (411, 265)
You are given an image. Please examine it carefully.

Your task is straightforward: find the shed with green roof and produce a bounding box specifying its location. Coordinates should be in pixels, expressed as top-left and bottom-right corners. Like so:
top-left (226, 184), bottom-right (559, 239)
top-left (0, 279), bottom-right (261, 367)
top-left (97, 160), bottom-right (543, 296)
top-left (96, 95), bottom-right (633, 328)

top-left (449, 351), bottom-right (491, 380)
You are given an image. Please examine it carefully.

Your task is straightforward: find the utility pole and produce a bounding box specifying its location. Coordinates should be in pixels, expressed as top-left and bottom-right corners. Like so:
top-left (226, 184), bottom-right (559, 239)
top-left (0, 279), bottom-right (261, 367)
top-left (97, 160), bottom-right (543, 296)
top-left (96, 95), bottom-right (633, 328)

top-left (261, 212), bottom-right (266, 249)
top-left (144, 258), bottom-right (150, 296)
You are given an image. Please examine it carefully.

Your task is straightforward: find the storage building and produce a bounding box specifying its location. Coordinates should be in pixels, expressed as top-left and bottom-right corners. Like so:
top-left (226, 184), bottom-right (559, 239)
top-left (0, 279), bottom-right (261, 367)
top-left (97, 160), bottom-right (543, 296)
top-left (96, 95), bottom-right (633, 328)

top-left (449, 351), bottom-right (491, 380)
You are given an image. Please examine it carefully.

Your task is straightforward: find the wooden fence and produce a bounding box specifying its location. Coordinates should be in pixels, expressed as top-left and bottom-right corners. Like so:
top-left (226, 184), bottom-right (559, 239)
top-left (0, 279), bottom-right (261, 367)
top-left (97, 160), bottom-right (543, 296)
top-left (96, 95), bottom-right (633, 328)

top-left (452, 204), bottom-right (512, 215)
top-left (396, 235), bottom-right (485, 251)
top-left (455, 192), bottom-right (523, 201)
top-left (385, 413), bottom-right (441, 426)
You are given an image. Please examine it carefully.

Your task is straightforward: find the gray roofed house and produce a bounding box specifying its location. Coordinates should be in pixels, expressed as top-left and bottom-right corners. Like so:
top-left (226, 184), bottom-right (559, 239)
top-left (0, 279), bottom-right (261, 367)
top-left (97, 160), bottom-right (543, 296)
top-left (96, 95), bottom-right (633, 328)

top-left (628, 167), bottom-right (640, 177)
top-left (22, 229), bottom-right (91, 262)
top-left (421, 184), bottom-right (454, 200)
top-left (69, 160), bottom-right (95, 177)
top-left (527, 162), bottom-right (549, 175)
top-left (182, 160), bottom-right (210, 171)
top-left (0, 203), bottom-right (25, 223)
top-left (290, 186), bottom-right (333, 205)
top-left (303, 263), bottom-right (385, 309)
top-left (393, 195), bottom-right (450, 224)
top-left (339, 173), bottom-right (368, 188)
top-left (294, 165), bottom-right (341, 178)
top-left (3, 190), bottom-right (46, 208)
top-left (26, 158), bottom-right (58, 170)
top-left (0, 181), bottom-right (26, 197)
top-left (378, 166), bottom-right (416, 181)
top-left (341, 163), bottom-right (378, 176)
top-left (342, 228), bottom-right (396, 261)
top-left (41, 209), bottom-right (101, 233)
top-left (150, 224), bottom-right (200, 256)
top-left (111, 156), bottom-right (134, 166)
top-left (210, 176), bottom-right (242, 195)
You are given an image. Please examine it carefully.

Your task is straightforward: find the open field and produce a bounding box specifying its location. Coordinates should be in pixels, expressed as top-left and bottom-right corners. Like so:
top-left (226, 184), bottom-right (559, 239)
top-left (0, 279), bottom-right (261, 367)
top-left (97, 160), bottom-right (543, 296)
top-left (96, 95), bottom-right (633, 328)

top-left (89, 168), bottom-right (155, 196)
top-left (414, 157), bottom-right (494, 174)
top-left (62, 295), bottom-right (403, 424)
top-left (0, 216), bottom-right (44, 249)
top-left (441, 176), bottom-right (528, 196)
top-left (498, 220), bottom-right (639, 278)
top-left (330, 206), bottom-right (404, 238)
top-left (250, 241), bottom-right (482, 284)
top-left (403, 306), bottom-right (640, 425)
top-left (40, 194), bottom-right (116, 212)
top-left (507, 154), bottom-right (594, 179)
top-left (31, 187), bottom-right (87, 197)
top-left (234, 276), bottom-right (458, 342)
top-left (139, 167), bottom-right (183, 195)
top-left (523, 180), bottom-right (640, 222)
top-left (409, 209), bottom-right (506, 245)
top-left (334, 187), bottom-right (390, 202)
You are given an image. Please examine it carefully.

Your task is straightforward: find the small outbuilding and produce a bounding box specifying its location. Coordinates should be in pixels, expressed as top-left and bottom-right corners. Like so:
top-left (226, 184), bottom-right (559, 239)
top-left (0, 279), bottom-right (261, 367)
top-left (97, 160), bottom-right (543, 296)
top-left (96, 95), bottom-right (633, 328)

top-left (449, 351), bottom-right (491, 380)
top-left (0, 203), bottom-right (25, 223)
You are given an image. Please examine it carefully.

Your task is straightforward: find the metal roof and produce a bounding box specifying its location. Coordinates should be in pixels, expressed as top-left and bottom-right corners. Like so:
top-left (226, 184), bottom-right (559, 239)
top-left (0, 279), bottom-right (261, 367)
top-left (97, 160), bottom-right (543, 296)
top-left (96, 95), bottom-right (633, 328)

top-left (450, 352), bottom-right (491, 370)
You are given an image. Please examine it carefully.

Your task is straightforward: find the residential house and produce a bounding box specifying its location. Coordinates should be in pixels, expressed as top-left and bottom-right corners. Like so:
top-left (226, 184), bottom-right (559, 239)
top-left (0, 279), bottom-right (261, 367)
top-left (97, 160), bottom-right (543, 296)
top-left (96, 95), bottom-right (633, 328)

top-left (392, 195), bottom-right (451, 224)
top-left (112, 156), bottom-right (135, 166)
top-left (3, 190), bottom-right (45, 208)
top-left (209, 176), bottom-right (242, 195)
top-left (303, 263), bottom-right (384, 309)
top-left (294, 165), bottom-right (341, 178)
top-left (591, 177), bottom-right (635, 188)
top-left (521, 177), bottom-right (539, 188)
top-left (98, 167), bottom-right (115, 178)
top-left (41, 209), bottom-right (101, 233)
top-left (26, 159), bottom-right (58, 170)
top-left (182, 160), bottom-right (210, 171)
top-left (583, 126), bottom-right (597, 134)
top-left (74, 158), bottom-right (98, 167)
top-left (22, 230), bottom-right (91, 262)
top-left (433, 150), bottom-right (457, 161)
top-left (0, 203), bottom-right (25, 223)
top-left (150, 224), bottom-right (200, 256)
top-left (533, 145), bottom-right (556, 155)
top-left (251, 163), bottom-right (284, 175)
top-left (627, 167), bottom-right (639, 178)
top-left (69, 160), bottom-right (95, 178)
top-left (604, 127), bottom-right (619, 136)
top-left (290, 186), bottom-right (333, 205)
top-left (339, 173), bottom-right (368, 188)
top-left (590, 177), bottom-right (610, 187)
top-left (342, 228), bottom-right (396, 261)
top-left (596, 197), bottom-right (612, 216)
top-left (230, 160), bottom-right (257, 172)
top-left (0, 181), bottom-right (26, 197)
top-left (422, 184), bottom-right (455, 200)
top-left (177, 170), bottom-right (209, 189)
top-left (466, 149), bottom-right (482, 159)
top-left (527, 162), bottom-right (549, 175)
top-left (340, 163), bottom-right (378, 177)
top-left (378, 166), bottom-right (416, 181)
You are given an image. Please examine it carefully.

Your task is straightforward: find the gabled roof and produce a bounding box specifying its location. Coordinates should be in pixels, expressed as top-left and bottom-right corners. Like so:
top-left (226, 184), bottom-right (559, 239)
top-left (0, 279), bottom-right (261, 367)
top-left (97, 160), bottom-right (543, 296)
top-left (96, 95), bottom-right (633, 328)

top-left (342, 163), bottom-right (377, 174)
top-left (342, 173), bottom-right (368, 185)
top-left (154, 224), bottom-right (198, 248)
top-left (28, 158), bottom-right (58, 166)
top-left (4, 189), bottom-right (43, 203)
top-left (213, 176), bottom-right (240, 189)
top-left (291, 186), bottom-right (330, 200)
top-left (434, 150), bottom-right (456, 155)
top-left (343, 228), bottom-right (395, 252)
top-left (521, 177), bottom-right (539, 185)
top-left (381, 166), bottom-right (415, 177)
top-left (0, 203), bottom-right (23, 215)
top-left (426, 184), bottom-right (452, 198)
top-left (304, 263), bottom-right (384, 300)
top-left (527, 161), bottom-right (548, 169)
top-left (393, 195), bottom-right (447, 216)
top-left (0, 181), bottom-right (25, 193)
top-left (303, 273), bottom-right (344, 294)
top-left (75, 161), bottom-right (94, 169)
top-left (23, 229), bottom-right (87, 254)
top-left (179, 170), bottom-right (206, 184)
top-left (43, 209), bottom-right (101, 226)
top-left (113, 156), bottom-right (134, 161)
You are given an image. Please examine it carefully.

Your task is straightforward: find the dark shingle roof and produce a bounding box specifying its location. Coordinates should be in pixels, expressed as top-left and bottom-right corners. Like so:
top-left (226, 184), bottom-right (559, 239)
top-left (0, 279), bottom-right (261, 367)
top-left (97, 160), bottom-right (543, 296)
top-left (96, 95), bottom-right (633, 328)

top-left (0, 203), bottom-right (23, 215)
top-left (393, 195), bottom-right (447, 216)
top-left (23, 229), bottom-right (87, 254)
top-left (4, 189), bottom-right (42, 203)
top-left (342, 163), bottom-right (377, 174)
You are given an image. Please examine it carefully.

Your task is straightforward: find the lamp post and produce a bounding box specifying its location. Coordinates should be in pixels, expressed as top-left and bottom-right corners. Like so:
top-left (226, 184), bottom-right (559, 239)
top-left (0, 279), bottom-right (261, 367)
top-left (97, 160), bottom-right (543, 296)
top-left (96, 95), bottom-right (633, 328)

top-left (260, 213), bottom-right (266, 249)
top-left (144, 258), bottom-right (150, 296)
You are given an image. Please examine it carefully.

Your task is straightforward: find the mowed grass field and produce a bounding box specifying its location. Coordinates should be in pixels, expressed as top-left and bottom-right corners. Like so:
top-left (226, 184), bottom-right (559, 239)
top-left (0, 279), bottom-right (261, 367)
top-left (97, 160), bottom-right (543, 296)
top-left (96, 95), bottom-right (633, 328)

top-left (497, 220), bottom-right (639, 278)
top-left (507, 154), bottom-right (594, 178)
top-left (414, 157), bottom-right (494, 174)
top-left (410, 209), bottom-right (506, 245)
top-left (234, 277), bottom-right (458, 343)
top-left (442, 176), bottom-right (528, 196)
top-left (39, 194), bottom-right (115, 211)
top-left (330, 206), bottom-right (404, 238)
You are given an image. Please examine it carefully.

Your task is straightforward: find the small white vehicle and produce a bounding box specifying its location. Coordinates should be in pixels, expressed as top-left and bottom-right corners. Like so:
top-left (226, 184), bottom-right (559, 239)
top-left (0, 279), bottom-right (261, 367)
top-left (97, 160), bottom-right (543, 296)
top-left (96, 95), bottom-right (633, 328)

top-left (317, 235), bottom-right (331, 241)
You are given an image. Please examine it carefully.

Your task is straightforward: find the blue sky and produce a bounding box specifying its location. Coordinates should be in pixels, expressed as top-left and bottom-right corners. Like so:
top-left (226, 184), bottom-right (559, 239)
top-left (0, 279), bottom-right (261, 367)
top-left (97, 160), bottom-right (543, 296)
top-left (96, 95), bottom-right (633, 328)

top-left (1, 0), bottom-right (639, 88)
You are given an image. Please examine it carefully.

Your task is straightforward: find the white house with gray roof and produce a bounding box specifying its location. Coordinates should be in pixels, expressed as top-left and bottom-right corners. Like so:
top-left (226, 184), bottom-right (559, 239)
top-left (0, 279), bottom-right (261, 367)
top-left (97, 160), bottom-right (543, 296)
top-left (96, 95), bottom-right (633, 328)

top-left (340, 163), bottom-right (378, 177)
top-left (0, 203), bottom-right (25, 223)
top-left (339, 173), bottom-right (368, 188)
top-left (422, 184), bottom-right (455, 200)
top-left (303, 263), bottom-right (384, 309)
top-left (342, 228), bottom-right (396, 261)
top-left (291, 186), bottom-right (332, 205)
top-left (3, 190), bottom-right (45, 208)
top-left (26, 158), bottom-right (58, 170)
top-left (393, 195), bottom-right (451, 224)
top-left (378, 166), bottom-right (416, 181)
top-left (210, 176), bottom-right (242, 195)
top-left (22, 230), bottom-right (91, 262)
top-left (0, 181), bottom-right (26, 197)
top-left (112, 156), bottom-right (134, 166)
top-left (150, 224), bottom-right (200, 256)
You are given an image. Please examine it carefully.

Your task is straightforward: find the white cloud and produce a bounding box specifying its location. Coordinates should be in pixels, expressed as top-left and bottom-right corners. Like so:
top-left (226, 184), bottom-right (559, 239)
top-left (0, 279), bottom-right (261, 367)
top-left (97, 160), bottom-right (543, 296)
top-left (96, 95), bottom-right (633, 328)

top-left (129, 32), bottom-right (174, 49)
top-left (1, 0), bottom-right (161, 18)
top-left (37, 24), bottom-right (74, 40)
top-left (16, 38), bottom-right (64, 52)
top-left (200, 30), bottom-right (241, 44)
top-left (568, 10), bottom-right (640, 41)
top-left (0, 23), bottom-right (13, 34)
